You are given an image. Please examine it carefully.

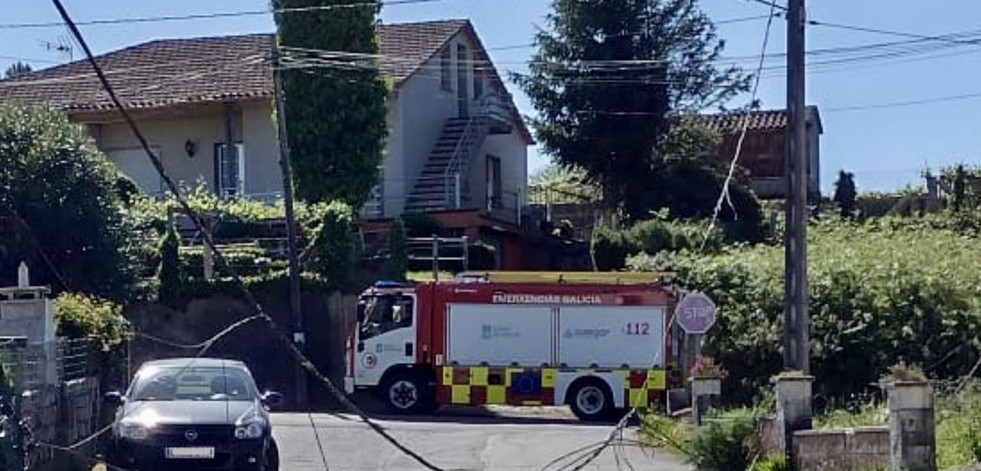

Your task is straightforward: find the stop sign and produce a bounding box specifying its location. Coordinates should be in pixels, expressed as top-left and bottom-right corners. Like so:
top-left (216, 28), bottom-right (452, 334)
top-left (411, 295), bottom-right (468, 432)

top-left (676, 292), bottom-right (717, 334)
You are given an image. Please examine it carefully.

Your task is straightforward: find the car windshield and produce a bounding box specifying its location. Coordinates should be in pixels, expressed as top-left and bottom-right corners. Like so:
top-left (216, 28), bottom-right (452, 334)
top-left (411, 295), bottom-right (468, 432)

top-left (129, 365), bottom-right (258, 402)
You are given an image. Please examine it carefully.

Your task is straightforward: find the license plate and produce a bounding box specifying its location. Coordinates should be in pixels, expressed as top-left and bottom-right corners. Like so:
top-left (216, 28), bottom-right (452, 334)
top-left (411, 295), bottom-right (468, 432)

top-left (165, 447), bottom-right (215, 459)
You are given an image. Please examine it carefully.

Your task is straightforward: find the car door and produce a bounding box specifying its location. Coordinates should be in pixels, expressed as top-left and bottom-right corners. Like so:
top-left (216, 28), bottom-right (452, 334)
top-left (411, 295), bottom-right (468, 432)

top-left (355, 294), bottom-right (417, 387)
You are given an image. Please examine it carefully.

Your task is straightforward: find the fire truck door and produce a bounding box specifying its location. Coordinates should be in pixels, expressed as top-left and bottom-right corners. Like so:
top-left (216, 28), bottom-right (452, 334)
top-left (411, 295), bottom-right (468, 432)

top-left (355, 293), bottom-right (417, 387)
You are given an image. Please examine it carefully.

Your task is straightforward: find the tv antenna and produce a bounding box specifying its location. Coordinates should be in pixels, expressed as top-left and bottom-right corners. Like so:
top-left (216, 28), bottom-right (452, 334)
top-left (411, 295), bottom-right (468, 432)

top-left (39, 35), bottom-right (74, 62)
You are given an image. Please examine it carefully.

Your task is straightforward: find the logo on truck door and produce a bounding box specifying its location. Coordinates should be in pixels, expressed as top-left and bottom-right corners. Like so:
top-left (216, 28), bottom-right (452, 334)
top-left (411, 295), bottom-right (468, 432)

top-left (361, 353), bottom-right (378, 369)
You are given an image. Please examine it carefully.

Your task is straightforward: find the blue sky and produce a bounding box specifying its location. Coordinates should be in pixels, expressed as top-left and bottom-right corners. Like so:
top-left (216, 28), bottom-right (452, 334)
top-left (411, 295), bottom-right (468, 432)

top-left (3, 0), bottom-right (980, 194)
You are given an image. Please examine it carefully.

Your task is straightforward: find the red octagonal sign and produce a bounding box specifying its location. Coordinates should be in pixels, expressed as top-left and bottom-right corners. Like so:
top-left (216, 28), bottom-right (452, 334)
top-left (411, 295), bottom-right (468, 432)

top-left (676, 292), bottom-right (717, 334)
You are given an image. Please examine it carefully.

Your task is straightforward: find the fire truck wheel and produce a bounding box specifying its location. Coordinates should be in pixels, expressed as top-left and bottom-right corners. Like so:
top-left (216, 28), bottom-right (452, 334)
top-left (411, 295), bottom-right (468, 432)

top-left (567, 379), bottom-right (614, 421)
top-left (383, 373), bottom-right (431, 414)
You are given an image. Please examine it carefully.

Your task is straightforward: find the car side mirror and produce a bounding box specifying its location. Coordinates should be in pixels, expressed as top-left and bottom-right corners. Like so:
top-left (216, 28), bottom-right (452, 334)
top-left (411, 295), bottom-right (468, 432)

top-left (104, 391), bottom-right (124, 407)
top-left (357, 303), bottom-right (365, 323)
top-left (262, 391), bottom-right (284, 408)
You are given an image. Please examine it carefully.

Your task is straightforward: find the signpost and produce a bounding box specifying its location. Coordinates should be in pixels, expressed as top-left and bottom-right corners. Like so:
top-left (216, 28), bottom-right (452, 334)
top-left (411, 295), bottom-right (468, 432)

top-left (676, 292), bottom-right (719, 423)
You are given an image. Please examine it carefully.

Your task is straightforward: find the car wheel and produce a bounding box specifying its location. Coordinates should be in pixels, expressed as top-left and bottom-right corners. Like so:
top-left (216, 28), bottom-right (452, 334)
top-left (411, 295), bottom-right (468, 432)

top-left (568, 379), bottom-right (614, 422)
top-left (383, 373), bottom-right (431, 414)
top-left (262, 438), bottom-right (280, 471)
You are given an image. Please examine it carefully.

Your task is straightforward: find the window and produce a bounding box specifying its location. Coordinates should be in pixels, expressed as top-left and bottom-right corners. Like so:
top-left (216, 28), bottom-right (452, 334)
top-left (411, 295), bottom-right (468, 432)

top-left (440, 47), bottom-right (452, 91)
top-left (359, 294), bottom-right (414, 340)
top-left (129, 366), bottom-right (257, 402)
top-left (214, 143), bottom-right (245, 198)
top-left (486, 155), bottom-right (502, 210)
top-left (473, 67), bottom-right (484, 99)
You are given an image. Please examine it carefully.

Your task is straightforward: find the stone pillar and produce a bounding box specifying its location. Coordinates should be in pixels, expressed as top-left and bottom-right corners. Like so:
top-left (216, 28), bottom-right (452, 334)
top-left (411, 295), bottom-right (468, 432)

top-left (690, 376), bottom-right (721, 426)
top-left (888, 381), bottom-right (936, 471)
top-left (773, 374), bottom-right (814, 460)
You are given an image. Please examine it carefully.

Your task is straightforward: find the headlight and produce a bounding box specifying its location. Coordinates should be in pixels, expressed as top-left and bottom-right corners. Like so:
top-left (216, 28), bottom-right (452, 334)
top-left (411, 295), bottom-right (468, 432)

top-left (119, 424), bottom-right (150, 440)
top-left (234, 422), bottom-right (264, 440)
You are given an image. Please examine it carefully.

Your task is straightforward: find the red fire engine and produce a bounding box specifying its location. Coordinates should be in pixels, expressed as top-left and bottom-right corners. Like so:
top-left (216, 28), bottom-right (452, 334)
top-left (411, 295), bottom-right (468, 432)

top-left (344, 272), bottom-right (679, 421)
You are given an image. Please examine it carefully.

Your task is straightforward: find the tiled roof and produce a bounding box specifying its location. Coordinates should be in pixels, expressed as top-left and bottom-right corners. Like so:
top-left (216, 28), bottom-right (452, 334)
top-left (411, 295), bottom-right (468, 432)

top-left (700, 106), bottom-right (823, 134)
top-left (0, 20), bottom-right (469, 112)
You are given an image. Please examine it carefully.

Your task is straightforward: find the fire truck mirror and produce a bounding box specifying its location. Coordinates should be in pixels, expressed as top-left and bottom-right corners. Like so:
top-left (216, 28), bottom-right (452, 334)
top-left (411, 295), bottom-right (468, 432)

top-left (356, 302), bottom-right (366, 323)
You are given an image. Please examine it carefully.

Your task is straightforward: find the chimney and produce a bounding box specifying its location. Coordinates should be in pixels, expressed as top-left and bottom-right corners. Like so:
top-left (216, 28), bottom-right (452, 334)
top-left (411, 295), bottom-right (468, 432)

top-left (18, 261), bottom-right (29, 288)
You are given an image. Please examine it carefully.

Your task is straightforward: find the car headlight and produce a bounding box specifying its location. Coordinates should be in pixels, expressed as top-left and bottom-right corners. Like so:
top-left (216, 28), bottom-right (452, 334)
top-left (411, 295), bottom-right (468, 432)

top-left (234, 421), bottom-right (264, 440)
top-left (119, 424), bottom-right (150, 440)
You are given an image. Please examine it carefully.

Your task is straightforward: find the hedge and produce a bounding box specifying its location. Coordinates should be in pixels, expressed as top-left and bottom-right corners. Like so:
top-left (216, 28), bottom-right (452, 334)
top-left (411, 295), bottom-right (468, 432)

top-left (629, 216), bottom-right (981, 403)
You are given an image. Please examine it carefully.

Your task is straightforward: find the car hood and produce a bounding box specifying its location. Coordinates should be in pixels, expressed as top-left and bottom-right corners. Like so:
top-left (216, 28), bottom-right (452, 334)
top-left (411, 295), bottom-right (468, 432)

top-left (121, 400), bottom-right (262, 426)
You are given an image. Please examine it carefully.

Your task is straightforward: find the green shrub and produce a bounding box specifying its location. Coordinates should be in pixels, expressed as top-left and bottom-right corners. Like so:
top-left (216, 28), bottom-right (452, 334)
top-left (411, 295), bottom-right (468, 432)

top-left (54, 293), bottom-right (131, 351)
top-left (467, 242), bottom-right (498, 270)
top-left (157, 224), bottom-right (183, 307)
top-left (630, 218), bottom-right (724, 254)
top-left (644, 409), bottom-right (760, 471)
top-left (937, 382), bottom-right (981, 470)
top-left (385, 220), bottom-right (408, 281)
top-left (629, 216), bottom-right (981, 404)
top-left (753, 454), bottom-right (788, 471)
top-left (307, 201), bottom-right (357, 291)
top-left (686, 410), bottom-right (759, 471)
top-left (591, 225), bottom-right (638, 271)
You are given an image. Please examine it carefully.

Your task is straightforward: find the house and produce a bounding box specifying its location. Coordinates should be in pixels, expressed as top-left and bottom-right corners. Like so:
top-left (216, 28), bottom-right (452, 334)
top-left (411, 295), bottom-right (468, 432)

top-left (701, 106), bottom-right (823, 200)
top-left (0, 20), bottom-right (533, 268)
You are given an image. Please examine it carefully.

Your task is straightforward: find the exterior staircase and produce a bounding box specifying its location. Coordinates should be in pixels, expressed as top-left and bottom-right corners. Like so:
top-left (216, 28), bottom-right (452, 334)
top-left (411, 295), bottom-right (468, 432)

top-left (404, 116), bottom-right (491, 213)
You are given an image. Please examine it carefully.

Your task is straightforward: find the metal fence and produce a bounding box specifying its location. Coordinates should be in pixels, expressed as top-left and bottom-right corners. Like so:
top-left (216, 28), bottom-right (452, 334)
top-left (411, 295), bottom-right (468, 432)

top-left (0, 338), bottom-right (92, 392)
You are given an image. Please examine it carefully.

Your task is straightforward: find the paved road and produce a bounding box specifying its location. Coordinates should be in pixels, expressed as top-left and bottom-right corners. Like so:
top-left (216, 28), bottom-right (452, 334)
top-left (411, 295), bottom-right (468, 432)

top-left (272, 407), bottom-right (690, 471)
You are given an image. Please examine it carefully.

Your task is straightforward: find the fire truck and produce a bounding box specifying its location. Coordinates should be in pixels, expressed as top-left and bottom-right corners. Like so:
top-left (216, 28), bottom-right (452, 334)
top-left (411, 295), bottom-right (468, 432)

top-left (344, 272), bottom-right (679, 421)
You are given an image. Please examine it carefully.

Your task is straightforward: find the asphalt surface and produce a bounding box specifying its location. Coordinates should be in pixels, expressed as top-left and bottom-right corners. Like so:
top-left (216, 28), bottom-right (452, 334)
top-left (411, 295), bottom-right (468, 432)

top-left (271, 407), bottom-right (691, 471)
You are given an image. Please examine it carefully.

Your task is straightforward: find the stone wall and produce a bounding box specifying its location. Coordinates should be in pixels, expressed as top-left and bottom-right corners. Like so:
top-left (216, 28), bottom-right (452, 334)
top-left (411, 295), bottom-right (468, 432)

top-left (793, 427), bottom-right (889, 471)
top-left (759, 416), bottom-right (889, 471)
top-left (20, 377), bottom-right (101, 471)
top-left (128, 291), bottom-right (357, 409)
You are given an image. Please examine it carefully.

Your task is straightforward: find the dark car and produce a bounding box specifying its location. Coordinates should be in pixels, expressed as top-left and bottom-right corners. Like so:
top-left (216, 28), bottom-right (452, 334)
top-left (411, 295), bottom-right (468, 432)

top-left (106, 358), bottom-right (283, 471)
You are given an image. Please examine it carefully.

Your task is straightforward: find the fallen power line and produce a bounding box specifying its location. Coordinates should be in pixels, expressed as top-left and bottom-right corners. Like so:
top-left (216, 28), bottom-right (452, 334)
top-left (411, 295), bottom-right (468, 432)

top-left (46, 0), bottom-right (446, 469)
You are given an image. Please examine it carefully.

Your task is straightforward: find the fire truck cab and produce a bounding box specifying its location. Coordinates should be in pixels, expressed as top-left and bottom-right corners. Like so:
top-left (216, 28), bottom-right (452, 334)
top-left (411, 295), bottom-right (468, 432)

top-left (344, 272), bottom-right (679, 421)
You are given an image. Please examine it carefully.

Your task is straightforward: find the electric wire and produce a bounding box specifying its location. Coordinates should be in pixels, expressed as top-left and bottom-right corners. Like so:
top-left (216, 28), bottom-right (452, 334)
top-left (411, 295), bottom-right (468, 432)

top-left (47, 1), bottom-right (446, 469)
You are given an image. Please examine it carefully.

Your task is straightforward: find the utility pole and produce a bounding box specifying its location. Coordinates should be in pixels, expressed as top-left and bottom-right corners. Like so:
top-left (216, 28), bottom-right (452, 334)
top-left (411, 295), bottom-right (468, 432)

top-left (273, 41), bottom-right (308, 406)
top-left (784, 0), bottom-right (810, 374)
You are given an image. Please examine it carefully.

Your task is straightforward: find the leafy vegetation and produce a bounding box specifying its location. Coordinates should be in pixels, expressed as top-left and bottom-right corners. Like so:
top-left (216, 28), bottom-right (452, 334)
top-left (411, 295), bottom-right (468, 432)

top-left (591, 215), bottom-right (725, 271)
top-left (3, 61), bottom-right (31, 80)
top-left (273, 0), bottom-right (388, 207)
top-left (515, 0), bottom-right (749, 219)
top-left (54, 293), bottom-right (131, 351)
top-left (0, 105), bottom-right (134, 301)
top-left (629, 215), bottom-right (981, 403)
top-left (644, 409), bottom-right (763, 471)
top-left (306, 201), bottom-right (358, 292)
top-left (157, 223), bottom-right (182, 307)
top-left (385, 220), bottom-right (408, 282)
top-left (833, 170), bottom-right (857, 218)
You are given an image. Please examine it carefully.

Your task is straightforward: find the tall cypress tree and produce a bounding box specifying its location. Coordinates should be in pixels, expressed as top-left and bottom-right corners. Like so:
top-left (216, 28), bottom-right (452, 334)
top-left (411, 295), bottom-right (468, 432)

top-left (273, 0), bottom-right (389, 208)
top-left (515, 0), bottom-right (749, 219)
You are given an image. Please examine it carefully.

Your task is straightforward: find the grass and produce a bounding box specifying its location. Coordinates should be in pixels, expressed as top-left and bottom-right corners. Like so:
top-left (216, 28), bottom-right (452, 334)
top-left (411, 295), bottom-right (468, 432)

top-left (936, 382), bottom-right (981, 470)
top-left (813, 401), bottom-right (887, 430)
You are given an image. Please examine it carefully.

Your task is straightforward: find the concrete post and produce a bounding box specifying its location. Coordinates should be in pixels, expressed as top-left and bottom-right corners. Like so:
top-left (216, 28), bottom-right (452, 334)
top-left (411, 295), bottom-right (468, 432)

top-left (773, 374), bottom-right (814, 460)
top-left (690, 377), bottom-right (721, 426)
top-left (888, 381), bottom-right (936, 471)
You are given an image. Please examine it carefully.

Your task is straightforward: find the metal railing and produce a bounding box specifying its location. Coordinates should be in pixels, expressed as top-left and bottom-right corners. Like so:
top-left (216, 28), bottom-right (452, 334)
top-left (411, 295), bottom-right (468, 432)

top-left (443, 117), bottom-right (480, 209)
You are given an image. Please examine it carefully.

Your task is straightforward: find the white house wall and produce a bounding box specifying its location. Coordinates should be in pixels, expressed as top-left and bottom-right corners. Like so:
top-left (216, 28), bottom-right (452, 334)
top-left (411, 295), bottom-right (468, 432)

top-left (89, 100), bottom-right (281, 198)
top-left (382, 95), bottom-right (405, 217)
top-left (468, 131), bottom-right (528, 219)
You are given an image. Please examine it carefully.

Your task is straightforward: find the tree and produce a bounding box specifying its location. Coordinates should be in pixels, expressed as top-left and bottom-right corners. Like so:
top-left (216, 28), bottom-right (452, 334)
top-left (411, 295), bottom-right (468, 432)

top-left (952, 164), bottom-right (967, 212)
top-left (272, 0), bottom-right (389, 208)
top-left (385, 219), bottom-right (408, 282)
top-left (0, 105), bottom-right (133, 300)
top-left (515, 0), bottom-right (749, 219)
top-left (832, 170), bottom-right (857, 218)
top-left (157, 223), bottom-right (182, 307)
top-left (3, 62), bottom-right (31, 80)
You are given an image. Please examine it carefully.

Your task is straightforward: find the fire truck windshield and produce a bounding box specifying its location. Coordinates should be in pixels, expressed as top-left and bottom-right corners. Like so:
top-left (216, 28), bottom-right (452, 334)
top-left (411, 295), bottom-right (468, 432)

top-left (359, 294), bottom-right (413, 340)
